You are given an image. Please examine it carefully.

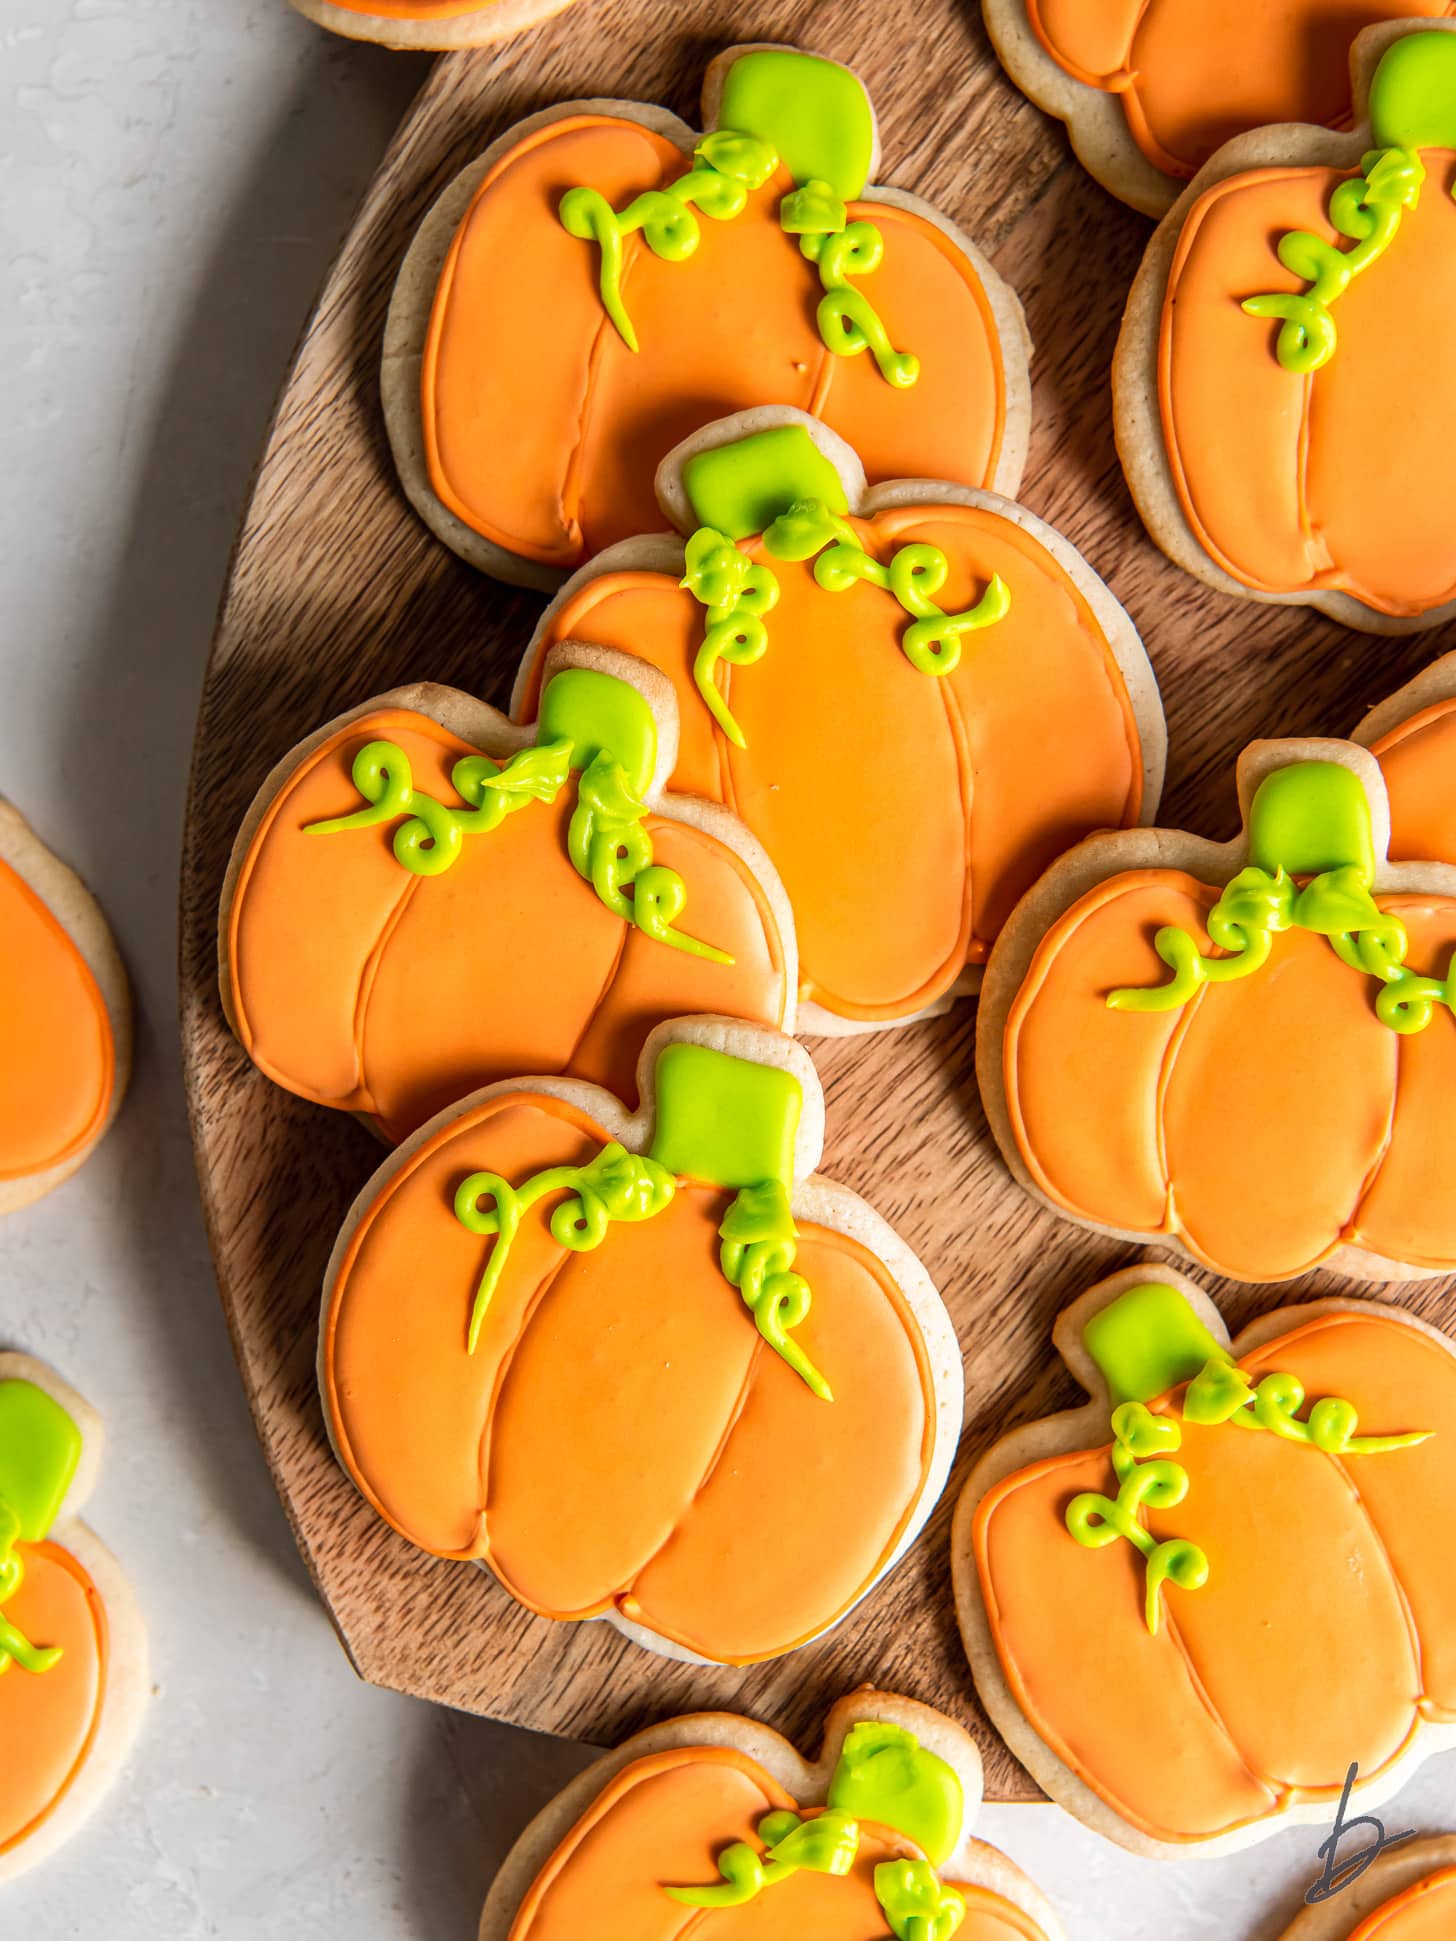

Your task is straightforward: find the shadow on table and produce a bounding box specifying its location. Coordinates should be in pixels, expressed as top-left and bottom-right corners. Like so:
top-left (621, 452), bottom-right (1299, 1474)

top-left (54, 26), bottom-right (429, 1594)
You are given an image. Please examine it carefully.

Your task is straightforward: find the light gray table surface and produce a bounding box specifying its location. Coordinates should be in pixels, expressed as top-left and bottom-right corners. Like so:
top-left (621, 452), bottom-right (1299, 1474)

top-left (3, 4), bottom-right (1452, 1934)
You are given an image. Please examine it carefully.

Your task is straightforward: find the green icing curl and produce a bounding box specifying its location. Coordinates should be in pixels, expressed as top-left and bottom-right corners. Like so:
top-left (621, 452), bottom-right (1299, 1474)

top-left (875, 1859), bottom-right (966, 1941)
top-left (664, 1808), bottom-right (858, 1907)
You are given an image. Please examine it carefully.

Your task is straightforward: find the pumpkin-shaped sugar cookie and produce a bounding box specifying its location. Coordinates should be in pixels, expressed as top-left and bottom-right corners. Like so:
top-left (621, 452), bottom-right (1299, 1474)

top-left (1115, 23), bottom-right (1456, 628)
top-left (385, 44), bottom-right (1030, 587)
top-left (320, 1018), bottom-right (961, 1665)
top-left (221, 648), bottom-right (795, 1142)
top-left (480, 1688), bottom-right (1063, 1941)
top-left (1279, 1833), bottom-right (1456, 1939)
top-left (516, 411), bottom-right (1163, 1028)
top-left (0, 1354), bottom-right (146, 1881)
top-left (985, 0), bottom-right (1455, 215)
top-left (288, 0), bottom-right (576, 51)
top-left (1358, 649), bottom-right (1456, 868)
top-left (977, 741), bottom-right (1456, 1281)
top-left (955, 1266), bottom-right (1456, 1856)
top-left (0, 802), bottom-right (129, 1215)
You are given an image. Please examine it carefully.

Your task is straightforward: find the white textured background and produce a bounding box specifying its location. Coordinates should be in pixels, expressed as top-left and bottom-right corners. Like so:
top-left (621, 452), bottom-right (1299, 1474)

top-left (2, 3), bottom-right (1453, 1935)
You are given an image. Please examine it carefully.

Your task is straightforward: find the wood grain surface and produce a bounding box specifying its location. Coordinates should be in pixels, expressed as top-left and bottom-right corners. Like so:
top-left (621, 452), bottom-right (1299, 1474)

top-left (178, 0), bottom-right (1456, 1796)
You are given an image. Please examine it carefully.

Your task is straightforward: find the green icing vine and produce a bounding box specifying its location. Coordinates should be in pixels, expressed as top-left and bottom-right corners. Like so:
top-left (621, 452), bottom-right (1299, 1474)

top-left (1106, 861), bottom-right (1456, 1033)
top-left (875, 1860), bottom-right (966, 1941)
top-left (1183, 1359), bottom-right (1430, 1456)
top-left (720, 1178), bottom-right (831, 1401)
top-left (1067, 1371), bottom-right (1428, 1637)
top-left (781, 178), bottom-right (918, 387)
top-left (454, 1148), bottom-right (829, 1394)
top-left (680, 527), bottom-right (781, 749)
top-left (305, 734), bottom-right (732, 965)
top-left (0, 1502), bottom-right (62, 1679)
top-left (1242, 146), bottom-right (1429, 374)
top-left (559, 131), bottom-right (780, 353)
top-left (560, 143), bottom-right (917, 386)
top-left (566, 749), bottom-right (731, 962)
top-left (304, 737), bottom-right (572, 874)
top-left (665, 1808), bottom-right (858, 1907)
top-left (680, 500), bottom-right (1010, 745)
top-left (1065, 1403), bottom-right (1208, 1637)
top-left (455, 1142), bottom-right (675, 1353)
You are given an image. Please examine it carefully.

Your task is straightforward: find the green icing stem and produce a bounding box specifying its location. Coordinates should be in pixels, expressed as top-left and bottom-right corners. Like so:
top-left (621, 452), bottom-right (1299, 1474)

top-left (826, 1720), bottom-right (963, 1866)
top-left (1242, 146), bottom-right (1426, 375)
top-left (715, 50), bottom-right (876, 203)
top-left (559, 130), bottom-right (779, 354)
top-left (0, 1381), bottom-right (81, 1679)
top-left (664, 1808), bottom-right (858, 1907)
top-left (1107, 762), bottom-right (1456, 1032)
top-left (1369, 30), bottom-right (1456, 154)
top-left (875, 1861), bottom-right (966, 1941)
top-left (648, 1042), bottom-right (802, 1189)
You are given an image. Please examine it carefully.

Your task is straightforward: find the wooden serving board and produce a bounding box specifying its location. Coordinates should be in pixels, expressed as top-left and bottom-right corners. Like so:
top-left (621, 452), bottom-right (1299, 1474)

top-left (179, 0), bottom-right (1456, 1796)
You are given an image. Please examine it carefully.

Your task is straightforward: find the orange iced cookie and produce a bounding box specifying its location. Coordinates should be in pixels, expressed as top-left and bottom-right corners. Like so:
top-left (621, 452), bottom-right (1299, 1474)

top-left (320, 1019), bottom-right (962, 1666)
top-left (1116, 23), bottom-right (1456, 628)
top-left (985, 0), bottom-right (1455, 214)
top-left (514, 410), bottom-right (1164, 1028)
top-left (221, 648), bottom-right (796, 1143)
top-left (955, 1265), bottom-right (1456, 1856)
top-left (976, 739), bottom-right (1456, 1282)
top-left (0, 802), bottom-right (129, 1215)
top-left (478, 1689), bottom-right (1063, 1941)
top-left (0, 1355), bottom-right (146, 1882)
top-left (289, 0), bottom-right (575, 48)
top-left (384, 44), bottom-right (1030, 587)
top-left (1358, 649), bottom-right (1456, 867)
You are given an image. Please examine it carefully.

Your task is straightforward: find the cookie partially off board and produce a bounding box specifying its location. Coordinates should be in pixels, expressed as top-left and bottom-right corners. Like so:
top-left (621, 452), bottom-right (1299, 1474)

top-left (0, 1355), bottom-right (147, 1882)
top-left (181, 0), bottom-right (1456, 1780)
top-left (0, 801), bottom-right (129, 1215)
top-left (1277, 1834), bottom-right (1456, 1940)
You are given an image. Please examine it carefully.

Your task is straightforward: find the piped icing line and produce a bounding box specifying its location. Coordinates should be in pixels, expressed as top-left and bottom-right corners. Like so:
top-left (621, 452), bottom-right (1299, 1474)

top-left (1107, 759), bottom-right (1456, 1033)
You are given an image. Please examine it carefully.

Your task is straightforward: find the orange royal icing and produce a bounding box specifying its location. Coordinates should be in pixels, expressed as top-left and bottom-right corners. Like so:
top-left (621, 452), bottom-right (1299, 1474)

top-left (226, 710), bottom-right (790, 1140)
top-left (1002, 868), bottom-right (1456, 1279)
top-left (974, 1310), bottom-right (1456, 1845)
top-left (0, 1541), bottom-right (107, 1857)
top-left (1373, 696), bottom-right (1456, 865)
top-left (1028, 2), bottom-right (1455, 180)
top-left (1348, 1866), bottom-right (1456, 1940)
top-left (421, 119), bottom-right (1012, 572)
top-left (508, 1745), bottom-right (1046, 1941)
top-left (0, 856), bottom-right (114, 1184)
top-left (1159, 154), bottom-right (1456, 616)
top-left (321, 1090), bottom-right (939, 1665)
top-left (524, 504), bottom-right (1144, 1019)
